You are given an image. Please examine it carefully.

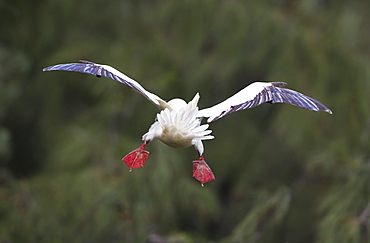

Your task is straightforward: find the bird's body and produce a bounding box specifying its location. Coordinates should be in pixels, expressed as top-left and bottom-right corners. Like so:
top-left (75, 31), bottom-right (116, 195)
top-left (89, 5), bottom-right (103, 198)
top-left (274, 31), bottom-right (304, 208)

top-left (143, 93), bottom-right (213, 152)
top-left (43, 60), bottom-right (332, 185)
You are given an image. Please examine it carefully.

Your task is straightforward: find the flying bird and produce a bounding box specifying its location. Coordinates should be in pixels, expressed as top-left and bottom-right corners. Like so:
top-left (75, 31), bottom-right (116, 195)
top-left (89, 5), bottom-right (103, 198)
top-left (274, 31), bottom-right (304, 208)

top-left (43, 60), bottom-right (332, 185)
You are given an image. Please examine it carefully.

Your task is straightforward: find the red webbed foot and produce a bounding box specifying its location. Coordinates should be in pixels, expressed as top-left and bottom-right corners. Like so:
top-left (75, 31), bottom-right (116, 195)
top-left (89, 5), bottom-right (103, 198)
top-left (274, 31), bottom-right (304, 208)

top-left (192, 156), bottom-right (215, 186)
top-left (122, 143), bottom-right (149, 171)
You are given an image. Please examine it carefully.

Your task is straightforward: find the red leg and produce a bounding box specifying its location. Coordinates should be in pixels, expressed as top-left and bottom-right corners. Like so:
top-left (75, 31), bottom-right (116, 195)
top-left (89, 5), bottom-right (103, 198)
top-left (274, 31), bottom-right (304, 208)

top-left (192, 156), bottom-right (215, 186)
top-left (122, 142), bottom-right (149, 171)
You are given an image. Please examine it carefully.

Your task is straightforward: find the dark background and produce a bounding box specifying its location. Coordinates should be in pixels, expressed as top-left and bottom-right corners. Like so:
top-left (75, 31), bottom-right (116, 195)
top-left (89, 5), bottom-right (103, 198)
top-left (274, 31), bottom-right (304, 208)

top-left (0, 0), bottom-right (369, 242)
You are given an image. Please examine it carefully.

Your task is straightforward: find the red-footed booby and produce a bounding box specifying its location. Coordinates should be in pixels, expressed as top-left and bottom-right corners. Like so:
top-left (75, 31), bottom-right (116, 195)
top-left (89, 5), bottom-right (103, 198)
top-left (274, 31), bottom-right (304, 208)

top-left (43, 60), bottom-right (332, 186)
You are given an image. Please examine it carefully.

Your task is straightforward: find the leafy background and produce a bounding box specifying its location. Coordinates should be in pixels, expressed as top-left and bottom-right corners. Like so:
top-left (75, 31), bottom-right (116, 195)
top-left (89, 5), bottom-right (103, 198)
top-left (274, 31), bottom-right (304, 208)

top-left (0, 0), bottom-right (369, 242)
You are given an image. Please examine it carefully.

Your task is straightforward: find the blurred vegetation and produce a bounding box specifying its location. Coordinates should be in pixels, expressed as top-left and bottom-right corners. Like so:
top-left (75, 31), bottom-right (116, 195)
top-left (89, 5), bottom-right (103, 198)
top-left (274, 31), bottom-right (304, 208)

top-left (0, 0), bottom-right (369, 242)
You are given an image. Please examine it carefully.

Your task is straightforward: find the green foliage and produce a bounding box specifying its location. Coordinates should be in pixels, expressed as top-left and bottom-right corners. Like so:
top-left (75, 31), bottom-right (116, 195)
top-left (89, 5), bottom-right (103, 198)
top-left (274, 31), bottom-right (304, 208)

top-left (0, 0), bottom-right (369, 242)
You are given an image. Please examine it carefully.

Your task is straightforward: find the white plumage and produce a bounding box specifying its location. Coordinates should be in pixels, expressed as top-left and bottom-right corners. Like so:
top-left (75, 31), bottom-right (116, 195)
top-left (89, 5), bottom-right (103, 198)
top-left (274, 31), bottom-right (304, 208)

top-left (43, 60), bottom-right (332, 185)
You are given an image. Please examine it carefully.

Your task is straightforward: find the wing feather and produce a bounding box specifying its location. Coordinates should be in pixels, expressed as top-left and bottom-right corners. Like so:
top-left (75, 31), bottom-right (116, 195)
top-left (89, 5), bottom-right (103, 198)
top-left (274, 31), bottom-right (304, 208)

top-left (198, 82), bottom-right (332, 122)
top-left (43, 60), bottom-right (166, 109)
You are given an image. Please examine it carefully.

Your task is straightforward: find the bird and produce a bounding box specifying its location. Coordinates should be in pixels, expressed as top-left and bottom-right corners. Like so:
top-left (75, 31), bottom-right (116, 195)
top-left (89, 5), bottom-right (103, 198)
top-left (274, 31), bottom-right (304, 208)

top-left (43, 60), bottom-right (332, 186)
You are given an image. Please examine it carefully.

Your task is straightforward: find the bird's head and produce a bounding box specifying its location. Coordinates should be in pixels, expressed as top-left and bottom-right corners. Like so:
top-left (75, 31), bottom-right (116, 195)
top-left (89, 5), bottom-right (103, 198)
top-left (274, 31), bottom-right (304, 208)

top-left (167, 98), bottom-right (188, 110)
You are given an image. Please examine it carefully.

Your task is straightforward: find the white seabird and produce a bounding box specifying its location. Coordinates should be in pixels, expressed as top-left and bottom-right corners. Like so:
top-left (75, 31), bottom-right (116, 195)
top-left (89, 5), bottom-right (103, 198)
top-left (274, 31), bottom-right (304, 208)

top-left (43, 60), bottom-right (332, 185)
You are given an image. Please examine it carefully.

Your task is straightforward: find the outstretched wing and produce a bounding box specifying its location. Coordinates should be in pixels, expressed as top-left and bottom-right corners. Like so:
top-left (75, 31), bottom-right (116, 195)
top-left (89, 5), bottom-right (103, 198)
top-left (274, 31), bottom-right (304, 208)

top-left (198, 82), bottom-right (332, 123)
top-left (43, 60), bottom-right (167, 109)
